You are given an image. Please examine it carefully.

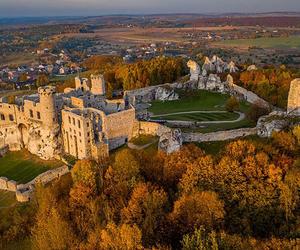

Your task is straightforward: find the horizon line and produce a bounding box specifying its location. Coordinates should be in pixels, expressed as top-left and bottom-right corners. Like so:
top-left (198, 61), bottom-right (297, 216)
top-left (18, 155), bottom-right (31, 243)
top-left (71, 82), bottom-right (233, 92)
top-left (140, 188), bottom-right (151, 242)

top-left (1, 11), bottom-right (300, 19)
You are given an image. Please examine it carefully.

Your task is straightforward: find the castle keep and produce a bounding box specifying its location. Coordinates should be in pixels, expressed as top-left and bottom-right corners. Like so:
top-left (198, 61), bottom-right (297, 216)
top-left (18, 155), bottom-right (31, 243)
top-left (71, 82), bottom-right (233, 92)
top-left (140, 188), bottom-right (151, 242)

top-left (0, 74), bottom-right (136, 161)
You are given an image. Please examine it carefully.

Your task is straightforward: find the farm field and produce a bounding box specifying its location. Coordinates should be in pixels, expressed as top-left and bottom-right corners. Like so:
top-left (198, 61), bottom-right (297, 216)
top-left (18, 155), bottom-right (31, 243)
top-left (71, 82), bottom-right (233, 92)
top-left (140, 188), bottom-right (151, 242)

top-left (0, 150), bottom-right (63, 183)
top-left (0, 52), bottom-right (37, 67)
top-left (214, 36), bottom-right (300, 49)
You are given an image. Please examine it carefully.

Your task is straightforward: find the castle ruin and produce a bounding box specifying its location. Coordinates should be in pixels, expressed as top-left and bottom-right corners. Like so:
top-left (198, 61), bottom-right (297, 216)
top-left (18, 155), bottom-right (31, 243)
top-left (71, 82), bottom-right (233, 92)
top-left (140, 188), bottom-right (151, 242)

top-left (0, 74), bottom-right (136, 162)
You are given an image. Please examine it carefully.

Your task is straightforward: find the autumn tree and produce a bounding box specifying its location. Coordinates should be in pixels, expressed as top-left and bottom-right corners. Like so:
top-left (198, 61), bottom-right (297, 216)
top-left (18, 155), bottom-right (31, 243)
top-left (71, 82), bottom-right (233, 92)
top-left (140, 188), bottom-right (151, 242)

top-left (36, 73), bottom-right (49, 87)
top-left (99, 223), bottom-right (143, 250)
top-left (70, 160), bottom-right (102, 239)
top-left (18, 72), bottom-right (28, 82)
top-left (169, 191), bottom-right (224, 236)
top-left (71, 159), bottom-right (101, 193)
top-left (272, 131), bottom-right (297, 153)
top-left (121, 182), bottom-right (168, 246)
top-left (31, 207), bottom-right (77, 250)
top-left (225, 96), bottom-right (240, 112)
top-left (246, 102), bottom-right (270, 122)
top-left (103, 149), bottom-right (142, 221)
top-left (181, 227), bottom-right (218, 250)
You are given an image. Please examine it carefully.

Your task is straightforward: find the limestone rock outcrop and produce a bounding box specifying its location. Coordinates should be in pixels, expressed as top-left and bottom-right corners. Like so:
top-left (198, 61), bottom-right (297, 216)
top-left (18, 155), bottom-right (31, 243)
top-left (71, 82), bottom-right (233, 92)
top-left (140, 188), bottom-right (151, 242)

top-left (206, 74), bottom-right (223, 91)
top-left (247, 65), bottom-right (258, 71)
top-left (287, 79), bottom-right (300, 115)
top-left (155, 87), bottom-right (179, 101)
top-left (257, 111), bottom-right (290, 137)
top-left (27, 123), bottom-right (62, 160)
top-left (202, 55), bottom-right (239, 74)
top-left (226, 61), bottom-right (239, 73)
top-left (0, 124), bottom-right (23, 152)
top-left (158, 128), bottom-right (182, 154)
top-left (187, 60), bottom-right (201, 81)
top-left (202, 57), bottom-right (214, 72)
top-left (226, 74), bottom-right (234, 86)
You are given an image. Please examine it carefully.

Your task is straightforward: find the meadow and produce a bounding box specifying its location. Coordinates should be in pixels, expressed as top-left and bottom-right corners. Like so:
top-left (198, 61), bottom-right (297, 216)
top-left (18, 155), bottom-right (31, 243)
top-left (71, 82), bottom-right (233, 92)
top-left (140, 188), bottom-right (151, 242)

top-left (0, 150), bottom-right (63, 184)
top-left (148, 89), bottom-right (254, 132)
top-left (214, 36), bottom-right (300, 49)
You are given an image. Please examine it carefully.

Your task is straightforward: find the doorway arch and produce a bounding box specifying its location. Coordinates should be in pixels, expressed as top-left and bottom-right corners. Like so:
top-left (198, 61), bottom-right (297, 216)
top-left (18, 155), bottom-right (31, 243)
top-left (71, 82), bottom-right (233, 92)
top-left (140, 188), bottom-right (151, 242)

top-left (18, 123), bottom-right (29, 147)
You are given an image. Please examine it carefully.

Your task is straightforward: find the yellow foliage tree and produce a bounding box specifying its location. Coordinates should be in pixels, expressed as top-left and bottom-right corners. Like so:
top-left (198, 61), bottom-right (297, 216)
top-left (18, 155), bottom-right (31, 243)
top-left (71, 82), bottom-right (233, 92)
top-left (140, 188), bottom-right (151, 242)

top-left (100, 223), bottom-right (143, 250)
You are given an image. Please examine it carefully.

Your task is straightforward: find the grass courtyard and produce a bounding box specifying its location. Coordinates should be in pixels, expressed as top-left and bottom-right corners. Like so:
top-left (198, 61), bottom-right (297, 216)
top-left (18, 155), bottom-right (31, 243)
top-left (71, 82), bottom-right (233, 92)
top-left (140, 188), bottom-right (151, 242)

top-left (149, 90), bottom-right (233, 114)
top-left (148, 89), bottom-right (254, 132)
top-left (151, 111), bottom-right (240, 122)
top-left (0, 150), bottom-right (63, 184)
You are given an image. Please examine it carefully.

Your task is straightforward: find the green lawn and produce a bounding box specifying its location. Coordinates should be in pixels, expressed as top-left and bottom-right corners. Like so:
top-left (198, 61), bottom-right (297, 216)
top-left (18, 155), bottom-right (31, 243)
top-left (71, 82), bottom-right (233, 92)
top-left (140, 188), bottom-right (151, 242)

top-left (151, 111), bottom-right (240, 122)
top-left (214, 36), bottom-right (300, 49)
top-left (179, 119), bottom-right (255, 133)
top-left (149, 90), bottom-right (231, 115)
top-left (0, 150), bottom-right (63, 184)
top-left (148, 90), bottom-right (254, 132)
top-left (129, 135), bottom-right (158, 146)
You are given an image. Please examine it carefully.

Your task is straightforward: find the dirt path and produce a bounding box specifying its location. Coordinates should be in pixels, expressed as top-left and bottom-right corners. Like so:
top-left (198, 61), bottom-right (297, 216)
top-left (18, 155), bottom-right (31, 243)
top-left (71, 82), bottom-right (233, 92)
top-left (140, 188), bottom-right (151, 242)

top-left (150, 111), bottom-right (245, 124)
top-left (127, 141), bottom-right (156, 150)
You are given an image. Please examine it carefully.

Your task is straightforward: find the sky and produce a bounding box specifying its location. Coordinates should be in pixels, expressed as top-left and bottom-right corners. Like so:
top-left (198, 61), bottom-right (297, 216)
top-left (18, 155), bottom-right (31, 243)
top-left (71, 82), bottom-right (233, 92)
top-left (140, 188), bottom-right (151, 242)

top-left (0, 0), bottom-right (300, 17)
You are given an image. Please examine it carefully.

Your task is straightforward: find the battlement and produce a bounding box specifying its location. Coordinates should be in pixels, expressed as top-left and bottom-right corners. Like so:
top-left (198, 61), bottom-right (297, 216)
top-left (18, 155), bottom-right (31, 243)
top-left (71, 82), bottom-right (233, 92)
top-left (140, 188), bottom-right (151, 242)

top-left (91, 74), bottom-right (102, 80)
top-left (38, 86), bottom-right (56, 96)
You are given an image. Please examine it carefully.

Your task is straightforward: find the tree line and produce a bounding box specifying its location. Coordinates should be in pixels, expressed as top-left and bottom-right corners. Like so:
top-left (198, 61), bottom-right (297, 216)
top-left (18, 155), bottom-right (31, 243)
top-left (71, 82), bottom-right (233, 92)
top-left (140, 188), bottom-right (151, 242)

top-left (1, 125), bottom-right (299, 249)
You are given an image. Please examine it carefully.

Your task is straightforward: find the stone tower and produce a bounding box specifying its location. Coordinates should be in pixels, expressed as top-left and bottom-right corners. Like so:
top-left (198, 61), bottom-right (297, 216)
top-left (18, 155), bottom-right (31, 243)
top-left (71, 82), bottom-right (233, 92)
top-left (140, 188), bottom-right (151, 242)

top-left (287, 79), bottom-right (300, 115)
top-left (38, 86), bottom-right (57, 127)
top-left (75, 77), bottom-right (89, 92)
top-left (91, 74), bottom-right (106, 96)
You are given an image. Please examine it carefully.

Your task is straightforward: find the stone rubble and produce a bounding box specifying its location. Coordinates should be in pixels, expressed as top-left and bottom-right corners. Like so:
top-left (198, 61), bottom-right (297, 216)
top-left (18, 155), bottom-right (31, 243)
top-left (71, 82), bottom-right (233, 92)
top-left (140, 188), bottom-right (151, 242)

top-left (155, 86), bottom-right (179, 101)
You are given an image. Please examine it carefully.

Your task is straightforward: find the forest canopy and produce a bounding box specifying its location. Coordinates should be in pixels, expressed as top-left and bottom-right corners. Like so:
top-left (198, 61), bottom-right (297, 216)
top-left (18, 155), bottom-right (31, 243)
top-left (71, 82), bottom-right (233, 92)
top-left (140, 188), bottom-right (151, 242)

top-left (1, 126), bottom-right (300, 249)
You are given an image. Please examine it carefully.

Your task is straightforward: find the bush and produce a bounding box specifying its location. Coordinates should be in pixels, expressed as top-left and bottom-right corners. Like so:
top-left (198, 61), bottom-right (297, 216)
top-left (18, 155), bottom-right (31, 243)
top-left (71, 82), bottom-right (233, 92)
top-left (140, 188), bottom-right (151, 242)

top-left (246, 102), bottom-right (270, 122)
top-left (225, 96), bottom-right (240, 112)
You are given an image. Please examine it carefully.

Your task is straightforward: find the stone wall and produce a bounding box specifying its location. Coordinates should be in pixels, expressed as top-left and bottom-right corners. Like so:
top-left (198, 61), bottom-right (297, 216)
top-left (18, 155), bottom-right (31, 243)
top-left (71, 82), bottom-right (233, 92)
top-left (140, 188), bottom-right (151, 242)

top-left (135, 121), bottom-right (170, 137)
top-left (0, 123), bottom-right (23, 151)
top-left (0, 165), bottom-right (70, 202)
top-left (228, 83), bottom-right (270, 107)
top-left (103, 108), bottom-right (136, 150)
top-left (182, 127), bottom-right (257, 142)
top-left (0, 177), bottom-right (17, 191)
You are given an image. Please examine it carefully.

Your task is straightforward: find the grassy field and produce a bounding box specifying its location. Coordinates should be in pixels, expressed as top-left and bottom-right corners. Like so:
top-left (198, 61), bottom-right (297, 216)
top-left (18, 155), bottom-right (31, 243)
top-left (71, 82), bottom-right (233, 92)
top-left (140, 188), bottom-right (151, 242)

top-left (151, 111), bottom-right (240, 122)
top-left (149, 90), bottom-right (229, 114)
top-left (0, 150), bottom-right (63, 183)
top-left (149, 90), bottom-right (254, 132)
top-left (129, 135), bottom-right (158, 146)
top-left (179, 119), bottom-right (255, 133)
top-left (0, 89), bottom-right (36, 98)
top-left (149, 90), bottom-right (250, 114)
top-left (1, 52), bottom-right (37, 67)
top-left (214, 36), bottom-right (300, 49)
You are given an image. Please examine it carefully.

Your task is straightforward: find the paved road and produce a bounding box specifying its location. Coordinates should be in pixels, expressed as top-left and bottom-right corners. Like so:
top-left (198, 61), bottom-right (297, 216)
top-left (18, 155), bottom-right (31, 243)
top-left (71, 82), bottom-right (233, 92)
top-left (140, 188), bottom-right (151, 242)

top-left (150, 110), bottom-right (245, 124)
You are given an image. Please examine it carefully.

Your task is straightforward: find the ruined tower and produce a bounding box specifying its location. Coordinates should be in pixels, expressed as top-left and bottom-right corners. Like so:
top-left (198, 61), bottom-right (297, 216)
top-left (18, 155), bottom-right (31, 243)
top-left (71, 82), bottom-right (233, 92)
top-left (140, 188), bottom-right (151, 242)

top-left (91, 74), bottom-right (106, 96)
top-left (75, 77), bottom-right (89, 92)
top-left (38, 86), bottom-right (57, 127)
top-left (287, 79), bottom-right (300, 116)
